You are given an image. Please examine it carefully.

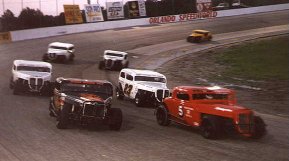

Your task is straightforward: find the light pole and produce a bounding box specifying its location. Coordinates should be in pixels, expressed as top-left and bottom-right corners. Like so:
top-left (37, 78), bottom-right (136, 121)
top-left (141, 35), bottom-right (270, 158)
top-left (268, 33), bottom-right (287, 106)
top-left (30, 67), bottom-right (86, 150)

top-left (56, 0), bottom-right (58, 15)
top-left (39, 0), bottom-right (41, 11)
top-left (2, 0), bottom-right (5, 15)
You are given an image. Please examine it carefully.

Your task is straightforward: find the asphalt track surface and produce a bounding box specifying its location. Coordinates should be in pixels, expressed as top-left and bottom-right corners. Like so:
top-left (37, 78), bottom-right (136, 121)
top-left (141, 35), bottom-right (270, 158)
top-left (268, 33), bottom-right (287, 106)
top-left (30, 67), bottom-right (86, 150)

top-left (0, 10), bottom-right (288, 161)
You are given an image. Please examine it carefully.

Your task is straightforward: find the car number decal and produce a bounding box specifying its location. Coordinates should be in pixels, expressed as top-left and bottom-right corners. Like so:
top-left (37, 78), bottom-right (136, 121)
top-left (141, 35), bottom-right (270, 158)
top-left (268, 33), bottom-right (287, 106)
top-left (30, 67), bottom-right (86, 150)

top-left (178, 106), bottom-right (184, 117)
top-left (124, 84), bottom-right (133, 96)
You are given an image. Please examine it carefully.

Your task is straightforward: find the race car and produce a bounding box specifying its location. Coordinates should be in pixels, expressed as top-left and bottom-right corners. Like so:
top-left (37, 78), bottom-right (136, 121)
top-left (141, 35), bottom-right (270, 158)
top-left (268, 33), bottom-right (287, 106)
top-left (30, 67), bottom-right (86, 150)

top-left (156, 86), bottom-right (266, 139)
top-left (99, 50), bottom-right (129, 70)
top-left (116, 68), bottom-right (170, 107)
top-left (187, 30), bottom-right (212, 43)
top-left (10, 60), bottom-right (52, 95)
top-left (42, 42), bottom-right (75, 62)
top-left (49, 77), bottom-right (122, 130)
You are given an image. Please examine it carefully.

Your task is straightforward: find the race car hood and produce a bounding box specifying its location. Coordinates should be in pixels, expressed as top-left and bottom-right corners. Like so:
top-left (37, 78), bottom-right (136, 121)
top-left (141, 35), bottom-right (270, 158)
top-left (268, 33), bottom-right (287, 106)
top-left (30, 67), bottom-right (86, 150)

top-left (48, 49), bottom-right (74, 55)
top-left (196, 103), bottom-right (251, 117)
top-left (104, 55), bottom-right (123, 61)
top-left (79, 93), bottom-right (104, 102)
top-left (136, 82), bottom-right (168, 91)
top-left (16, 71), bottom-right (51, 80)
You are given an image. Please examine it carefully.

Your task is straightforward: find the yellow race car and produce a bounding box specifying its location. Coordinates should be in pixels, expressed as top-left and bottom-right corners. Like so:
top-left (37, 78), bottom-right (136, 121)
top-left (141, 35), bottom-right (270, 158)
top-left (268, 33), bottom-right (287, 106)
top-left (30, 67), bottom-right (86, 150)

top-left (187, 30), bottom-right (213, 43)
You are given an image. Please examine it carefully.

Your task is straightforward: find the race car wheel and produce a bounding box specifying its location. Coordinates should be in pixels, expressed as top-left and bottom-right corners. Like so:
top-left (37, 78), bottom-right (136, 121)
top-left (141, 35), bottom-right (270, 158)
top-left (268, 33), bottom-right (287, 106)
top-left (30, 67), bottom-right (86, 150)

top-left (9, 78), bottom-right (14, 89)
top-left (201, 116), bottom-right (221, 139)
top-left (194, 37), bottom-right (201, 43)
top-left (98, 61), bottom-right (105, 70)
top-left (69, 54), bottom-right (75, 61)
top-left (13, 82), bottom-right (21, 95)
top-left (251, 116), bottom-right (266, 139)
top-left (116, 87), bottom-right (124, 100)
top-left (156, 105), bottom-right (171, 126)
top-left (125, 62), bottom-right (129, 68)
top-left (186, 37), bottom-right (193, 42)
top-left (56, 103), bottom-right (71, 129)
top-left (49, 100), bottom-right (56, 117)
top-left (208, 36), bottom-right (212, 41)
top-left (134, 94), bottom-right (143, 107)
top-left (108, 108), bottom-right (122, 131)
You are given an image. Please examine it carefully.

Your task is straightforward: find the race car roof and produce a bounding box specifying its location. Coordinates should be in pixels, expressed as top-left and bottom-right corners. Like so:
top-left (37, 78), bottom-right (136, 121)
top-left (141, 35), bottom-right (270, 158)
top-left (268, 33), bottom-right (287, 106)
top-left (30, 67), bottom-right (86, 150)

top-left (48, 42), bottom-right (74, 48)
top-left (193, 29), bottom-right (210, 33)
top-left (13, 60), bottom-right (52, 68)
top-left (175, 86), bottom-right (233, 93)
top-left (104, 50), bottom-right (128, 56)
top-left (121, 68), bottom-right (166, 78)
top-left (56, 77), bottom-right (112, 85)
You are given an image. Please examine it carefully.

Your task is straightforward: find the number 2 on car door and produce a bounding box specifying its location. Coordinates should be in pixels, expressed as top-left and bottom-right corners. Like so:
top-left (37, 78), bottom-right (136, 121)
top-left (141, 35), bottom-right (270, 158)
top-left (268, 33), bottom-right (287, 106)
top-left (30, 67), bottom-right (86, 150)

top-left (124, 84), bottom-right (133, 95)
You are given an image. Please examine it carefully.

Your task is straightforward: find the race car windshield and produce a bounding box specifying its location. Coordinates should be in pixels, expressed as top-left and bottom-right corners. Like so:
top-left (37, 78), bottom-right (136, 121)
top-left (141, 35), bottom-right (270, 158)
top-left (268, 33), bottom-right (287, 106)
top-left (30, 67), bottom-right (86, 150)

top-left (50, 46), bottom-right (74, 50)
top-left (61, 83), bottom-right (112, 95)
top-left (194, 31), bottom-right (208, 34)
top-left (105, 53), bottom-right (123, 57)
top-left (192, 94), bottom-right (228, 100)
top-left (17, 66), bottom-right (51, 72)
top-left (135, 76), bottom-right (166, 83)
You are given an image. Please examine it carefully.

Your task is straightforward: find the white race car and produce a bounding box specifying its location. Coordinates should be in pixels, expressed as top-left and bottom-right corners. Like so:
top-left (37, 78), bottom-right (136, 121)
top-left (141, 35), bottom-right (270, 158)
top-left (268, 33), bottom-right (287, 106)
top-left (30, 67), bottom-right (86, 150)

top-left (99, 50), bottom-right (129, 70)
top-left (43, 42), bottom-right (75, 62)
top-left (116, 68), bottom-right (170, 107)
top-left (10, 60), bottom-right (52, 95)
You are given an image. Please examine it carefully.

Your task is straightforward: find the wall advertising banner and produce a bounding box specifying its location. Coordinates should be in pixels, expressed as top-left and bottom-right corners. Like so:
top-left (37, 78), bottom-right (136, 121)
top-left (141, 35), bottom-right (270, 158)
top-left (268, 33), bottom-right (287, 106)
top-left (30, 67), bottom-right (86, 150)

top-left (0, 32), bottom-right (11, 44)
top-left (84, 4), bottom-right (104, 22)
top-left (128, 1), bottom-right (140, 18)
top-left (128, 1), bottom-right (147, 18)
top-left (63, 5), bottom-right (83, 24)
top-left (106, 1), bottom-right (124, 20)
top-left (196, 0), bottom-right (212, 12)
top-left (138, 0), bottom-right (147, 17)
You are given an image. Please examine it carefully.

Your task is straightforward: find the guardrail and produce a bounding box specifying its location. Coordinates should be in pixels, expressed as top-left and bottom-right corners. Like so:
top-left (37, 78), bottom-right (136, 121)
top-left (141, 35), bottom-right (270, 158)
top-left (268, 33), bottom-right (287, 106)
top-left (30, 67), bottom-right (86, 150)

top-left (9, 3), bottom-right (289, 42)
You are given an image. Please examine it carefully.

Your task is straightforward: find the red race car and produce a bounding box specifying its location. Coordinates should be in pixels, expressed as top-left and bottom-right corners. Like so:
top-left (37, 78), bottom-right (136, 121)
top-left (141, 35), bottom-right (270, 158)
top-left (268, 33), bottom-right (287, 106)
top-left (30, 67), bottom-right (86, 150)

top-left (155, 86), bottom-right (266, 139)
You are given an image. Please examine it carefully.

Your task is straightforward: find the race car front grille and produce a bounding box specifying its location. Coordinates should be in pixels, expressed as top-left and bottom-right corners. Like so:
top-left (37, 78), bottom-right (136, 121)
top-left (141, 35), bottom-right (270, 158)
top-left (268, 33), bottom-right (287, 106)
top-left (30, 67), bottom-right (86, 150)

top-left (83, 103), bottom-right (105, 117)
top-left (157, 90), bottom-right (169, 102)
top-left (106, 59), bottom-right (113, 68)
top-left (238, 113), bottom-right (253, 133)
top-left (29, 78), bottom-right (44, 91)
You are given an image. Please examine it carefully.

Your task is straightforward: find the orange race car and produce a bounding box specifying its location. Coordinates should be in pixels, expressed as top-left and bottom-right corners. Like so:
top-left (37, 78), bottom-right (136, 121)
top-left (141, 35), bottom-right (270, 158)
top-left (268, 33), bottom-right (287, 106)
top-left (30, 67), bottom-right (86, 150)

top-left (155, 86), bottom-right (266, 139)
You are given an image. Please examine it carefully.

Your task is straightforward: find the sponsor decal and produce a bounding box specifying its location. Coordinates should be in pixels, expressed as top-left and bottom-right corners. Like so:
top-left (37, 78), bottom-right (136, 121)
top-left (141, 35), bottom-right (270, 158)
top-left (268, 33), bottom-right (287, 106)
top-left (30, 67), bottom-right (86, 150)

top-left (215, 107), bottom-right (233, 112)
top-left (149, 11), bottom-right (217, 24)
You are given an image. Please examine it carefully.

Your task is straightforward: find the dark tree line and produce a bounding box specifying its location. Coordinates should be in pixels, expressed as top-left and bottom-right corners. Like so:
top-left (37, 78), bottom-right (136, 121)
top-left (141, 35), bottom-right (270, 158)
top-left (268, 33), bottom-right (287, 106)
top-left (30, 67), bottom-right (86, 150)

top-left (0, 7), bottom-right (65, 32)
top-left (1, 0), bottom-right (288, 32)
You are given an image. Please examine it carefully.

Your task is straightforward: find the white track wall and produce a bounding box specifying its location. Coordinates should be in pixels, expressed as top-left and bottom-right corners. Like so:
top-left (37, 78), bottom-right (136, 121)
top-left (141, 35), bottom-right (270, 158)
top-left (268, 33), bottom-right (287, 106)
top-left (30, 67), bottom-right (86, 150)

top-left (10, 3), bottom-right (289, 42)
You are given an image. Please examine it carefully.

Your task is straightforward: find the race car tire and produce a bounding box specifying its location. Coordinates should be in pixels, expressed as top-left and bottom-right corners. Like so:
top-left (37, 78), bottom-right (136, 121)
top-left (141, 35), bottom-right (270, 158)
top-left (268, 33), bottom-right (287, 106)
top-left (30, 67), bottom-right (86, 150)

top-left (42, 55), bottom-right (49, 62)
top-left (201, 115), bottom-right (221, 139)
top-left (186, 37), bottom-right (193, 42)
top-left (9, 78), bottom-right (14, 89)
top-left (251, 116), bottom-right (266, 139)
top-left (13, 82), bottom-right (21, 95)
top-left (69, 54), bottom-right (75, 61)
top-left (134, 94), bottom-right (143, 107)
top-left (208, 36), bottom-right (213, 41)
top-left (125, 62), bottom-right (129, 68)
top-left (116, 87), bottom-right (124, 100)
top-left (56, 103), bottom-right (71, 129)
top-left (108, 108), bottom-right (122, 131)
top-left (194, 37), bottom-right (202, 43)
top-left (156, 104), bottom-right (171, 126)
top-left (98, 61), bottom-right (105, 70)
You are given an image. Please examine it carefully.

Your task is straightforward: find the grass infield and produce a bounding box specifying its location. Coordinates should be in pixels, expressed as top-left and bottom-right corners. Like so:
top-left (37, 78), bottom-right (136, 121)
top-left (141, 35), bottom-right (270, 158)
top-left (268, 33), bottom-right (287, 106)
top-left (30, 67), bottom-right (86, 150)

top-left (216, 36), bottom-right (289, 80)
